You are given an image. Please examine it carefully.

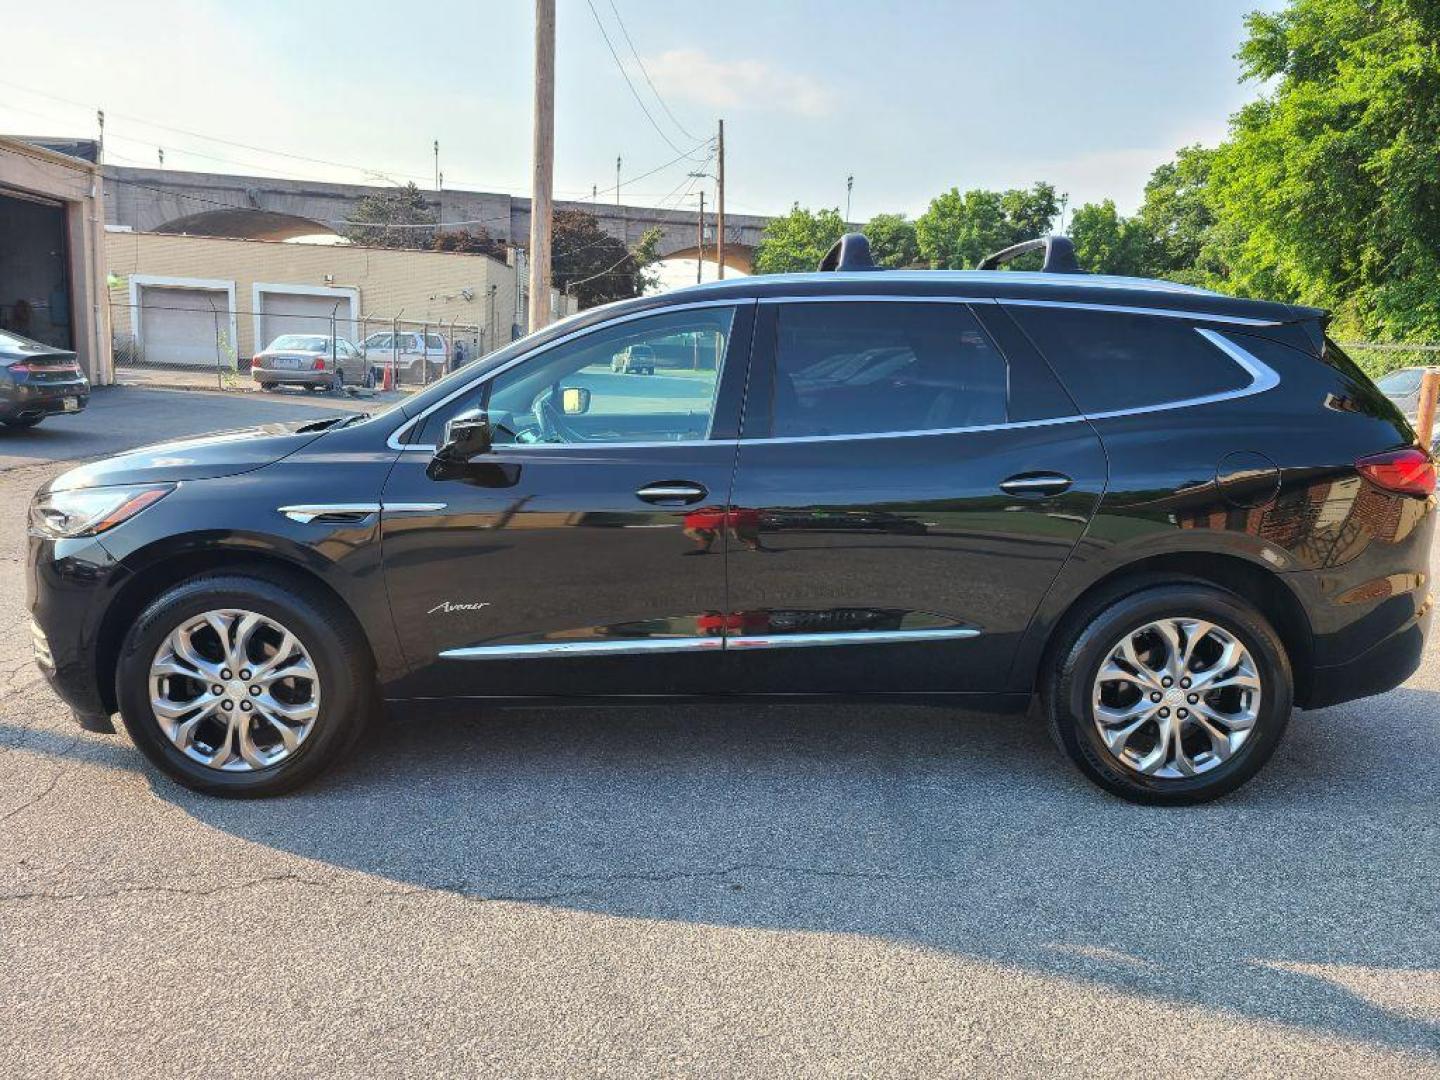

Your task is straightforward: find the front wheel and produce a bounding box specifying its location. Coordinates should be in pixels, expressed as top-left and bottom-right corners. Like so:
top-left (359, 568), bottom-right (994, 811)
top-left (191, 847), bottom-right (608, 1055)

top-left (4, 416), bottom-right (42, 428)
top-left (1045, 582), bottom-right (1293, 805)
top-left (116, 571), bottom-right (374, 797)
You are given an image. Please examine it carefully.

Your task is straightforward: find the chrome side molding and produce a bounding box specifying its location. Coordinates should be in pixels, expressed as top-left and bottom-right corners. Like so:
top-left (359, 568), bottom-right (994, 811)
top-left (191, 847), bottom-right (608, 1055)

top-left (439, 626), bottom-right (980, 660)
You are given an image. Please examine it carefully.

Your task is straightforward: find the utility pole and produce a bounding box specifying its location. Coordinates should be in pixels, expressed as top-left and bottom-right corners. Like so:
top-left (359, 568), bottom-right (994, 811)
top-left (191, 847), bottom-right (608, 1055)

top-left (846, 175), bottom-right (854, 225)
top-left (716, 119), bottom-right (726, 279)
top-left (529, 0), bottom-right (556, 331)
top-left (158, 148), bottom-right (164, 168)
top-left (96, 110), bottom-right (104, 165)
top-left (615, 155), bottom-right (622, 206)
top-left (696, 189), bottom-right (705, 285)
top-left (433, 140), bottom-right (440, 191)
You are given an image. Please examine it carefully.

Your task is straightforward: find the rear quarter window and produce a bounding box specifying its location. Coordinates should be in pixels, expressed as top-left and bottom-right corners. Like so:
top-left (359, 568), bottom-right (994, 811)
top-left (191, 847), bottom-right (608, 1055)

top-left (1007, 307), bottom-right (1251, 414)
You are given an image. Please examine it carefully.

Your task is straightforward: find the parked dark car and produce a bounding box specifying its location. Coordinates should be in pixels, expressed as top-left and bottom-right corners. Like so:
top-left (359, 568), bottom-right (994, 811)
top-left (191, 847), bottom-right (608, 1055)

top-left (27, 234), bottom-right (1435, 803)
top-left (0, 329), bottom-right (89, 427)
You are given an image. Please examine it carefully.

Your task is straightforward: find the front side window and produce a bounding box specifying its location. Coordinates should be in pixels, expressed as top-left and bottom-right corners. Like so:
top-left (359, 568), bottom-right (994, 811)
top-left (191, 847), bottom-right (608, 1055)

top-left (768, 302), bottom-right (1008, 437)
top-left (418, 306), bottom-right (736, 446)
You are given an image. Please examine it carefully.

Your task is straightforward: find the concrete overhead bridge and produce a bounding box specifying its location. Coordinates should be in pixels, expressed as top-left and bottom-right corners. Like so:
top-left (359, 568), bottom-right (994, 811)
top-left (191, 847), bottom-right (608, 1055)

top-left (104, 166), bottom-right (768, 274)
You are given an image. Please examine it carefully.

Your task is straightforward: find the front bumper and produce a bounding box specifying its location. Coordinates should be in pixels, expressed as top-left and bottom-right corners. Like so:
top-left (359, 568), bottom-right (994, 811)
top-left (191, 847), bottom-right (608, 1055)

top-left (27, 530), bottom-right (125, 730)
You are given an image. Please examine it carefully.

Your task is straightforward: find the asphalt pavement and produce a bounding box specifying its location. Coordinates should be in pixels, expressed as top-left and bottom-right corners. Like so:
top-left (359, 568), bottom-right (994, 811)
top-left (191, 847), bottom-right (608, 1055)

top-left (0, 386), bottom-right (1437, 1077)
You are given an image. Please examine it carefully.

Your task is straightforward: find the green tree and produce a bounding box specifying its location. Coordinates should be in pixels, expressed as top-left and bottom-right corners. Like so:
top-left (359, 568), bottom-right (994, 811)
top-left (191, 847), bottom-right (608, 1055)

top-left (864, 213), bottom-right (920, 268)
top-left (1206, 0), bottom-right (1440, 338)
top-left (1067, 199), bottom-right (1148, 276)
top-left (340, 182), bottom-right (436, 248)
top-left (915, 182), bottom-right (1059, 269)
top-left (1135, 145), bottom-right (1222, 283)
top-left (550, 209), bottom-right (652, 308)
top-left (753, 205), bottom-right (847, 274)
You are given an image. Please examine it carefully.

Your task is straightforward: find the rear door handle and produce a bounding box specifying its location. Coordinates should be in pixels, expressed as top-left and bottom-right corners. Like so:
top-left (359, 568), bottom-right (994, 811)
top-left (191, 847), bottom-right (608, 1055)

top-left (999, 472), bottom-right (1073, 497)
top-left (636, 481), bottom-right (708, 505)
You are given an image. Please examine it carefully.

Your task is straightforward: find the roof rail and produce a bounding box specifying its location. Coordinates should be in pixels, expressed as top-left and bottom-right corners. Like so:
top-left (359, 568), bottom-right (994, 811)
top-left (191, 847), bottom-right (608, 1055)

top-left (818, 232), bottom-right (881, 272)
top-left (977, 235), bottom-right (1085, 274)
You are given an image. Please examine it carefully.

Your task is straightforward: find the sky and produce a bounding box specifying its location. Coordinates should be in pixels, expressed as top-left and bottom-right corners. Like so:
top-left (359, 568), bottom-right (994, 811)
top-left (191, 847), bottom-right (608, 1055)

top-left (2, 0), bottom-right (1282, 225)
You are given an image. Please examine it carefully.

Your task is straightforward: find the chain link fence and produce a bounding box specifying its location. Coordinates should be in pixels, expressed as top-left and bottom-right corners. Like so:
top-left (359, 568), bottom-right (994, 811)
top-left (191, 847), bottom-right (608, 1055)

top-left (110, 300), bottom-right (493, 395)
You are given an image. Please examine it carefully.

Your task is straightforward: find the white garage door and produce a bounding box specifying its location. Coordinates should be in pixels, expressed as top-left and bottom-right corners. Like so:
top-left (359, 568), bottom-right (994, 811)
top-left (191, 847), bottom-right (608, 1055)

top-left (257, 291), bottom-right (355, 352)
top-left (138, 286), bottom-right (230, 367)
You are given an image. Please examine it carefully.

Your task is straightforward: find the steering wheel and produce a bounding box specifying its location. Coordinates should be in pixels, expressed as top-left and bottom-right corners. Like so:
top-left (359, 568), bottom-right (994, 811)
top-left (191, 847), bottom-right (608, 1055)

top-left (532, 383), bottom-right (589, 443)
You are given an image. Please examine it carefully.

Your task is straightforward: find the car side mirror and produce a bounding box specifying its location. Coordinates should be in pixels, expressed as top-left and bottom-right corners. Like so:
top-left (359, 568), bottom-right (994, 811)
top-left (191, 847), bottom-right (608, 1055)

top-left (561, 386), bottom-right (591, 415)
top-left (434, 413), bottom-right (492, 464)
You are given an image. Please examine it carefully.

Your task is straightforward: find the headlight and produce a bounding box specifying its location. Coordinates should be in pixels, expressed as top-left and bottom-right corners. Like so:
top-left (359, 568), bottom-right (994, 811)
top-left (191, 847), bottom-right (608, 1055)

top-left (29, 484), bottom-right (174, 539)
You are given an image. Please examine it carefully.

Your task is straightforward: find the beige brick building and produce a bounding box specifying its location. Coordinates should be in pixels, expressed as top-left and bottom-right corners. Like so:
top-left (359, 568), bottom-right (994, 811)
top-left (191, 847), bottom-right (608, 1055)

top-left (105, 230), bottom-right (571, 367)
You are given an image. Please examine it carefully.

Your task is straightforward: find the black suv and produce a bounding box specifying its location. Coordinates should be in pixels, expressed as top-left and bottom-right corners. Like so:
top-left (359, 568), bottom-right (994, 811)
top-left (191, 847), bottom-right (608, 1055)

top-left (27, 235), bottom-right (1435, 803)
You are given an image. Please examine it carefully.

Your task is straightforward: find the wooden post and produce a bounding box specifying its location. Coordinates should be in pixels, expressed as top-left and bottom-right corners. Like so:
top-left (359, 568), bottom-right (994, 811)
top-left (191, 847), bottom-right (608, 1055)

top-left (716, 118), bottom-right (725, 280)
top-left (528, 0), bottom-right (555, 332)
top-left (1416, 367), bottom-right (1440, 450)
top-left (696, 189), bottom-right (705, 284)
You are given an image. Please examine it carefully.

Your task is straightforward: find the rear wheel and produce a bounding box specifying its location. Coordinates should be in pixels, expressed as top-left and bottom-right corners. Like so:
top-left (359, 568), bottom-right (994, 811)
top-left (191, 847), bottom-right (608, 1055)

top-left (1044, 582), bottom-right (1293, 805)
top-left (258, 382), bottom-right (276, 392)
top-left (116, 571), bottom-right (374, 797)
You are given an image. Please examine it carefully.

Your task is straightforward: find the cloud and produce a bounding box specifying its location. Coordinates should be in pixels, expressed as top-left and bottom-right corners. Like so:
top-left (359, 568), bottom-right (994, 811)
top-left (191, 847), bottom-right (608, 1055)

top-left (637, 49), bottom-right (833, 118)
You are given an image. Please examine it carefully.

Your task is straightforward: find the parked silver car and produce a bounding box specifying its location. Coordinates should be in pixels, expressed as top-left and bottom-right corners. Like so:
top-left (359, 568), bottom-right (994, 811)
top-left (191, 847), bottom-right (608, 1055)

top-left (251, 334), bottom-right (369, 392)
top-left (1376, 366), bottom-right (1440, 454)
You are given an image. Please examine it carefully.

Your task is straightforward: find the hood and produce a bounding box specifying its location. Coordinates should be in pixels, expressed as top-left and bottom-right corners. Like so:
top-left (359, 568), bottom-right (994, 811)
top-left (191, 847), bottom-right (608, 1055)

top-left (45, 416), bottom-right (346, 493)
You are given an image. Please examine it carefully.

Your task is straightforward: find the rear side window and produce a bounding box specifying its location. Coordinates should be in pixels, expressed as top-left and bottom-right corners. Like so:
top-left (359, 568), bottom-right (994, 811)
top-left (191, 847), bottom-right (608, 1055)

top-left (770, 302), bottom-right (1008, 437)
top-left (1008, 307), bottom-right (1251, 414)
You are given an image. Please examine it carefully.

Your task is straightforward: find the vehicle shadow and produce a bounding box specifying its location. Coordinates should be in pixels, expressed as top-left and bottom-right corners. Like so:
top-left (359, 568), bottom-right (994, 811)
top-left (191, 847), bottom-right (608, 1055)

top-left (14, 687), bottom-right (1440, 1057)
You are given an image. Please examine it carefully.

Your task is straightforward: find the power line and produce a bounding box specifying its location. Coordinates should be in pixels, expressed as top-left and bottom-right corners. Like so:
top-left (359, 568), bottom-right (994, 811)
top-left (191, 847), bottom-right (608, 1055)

top-left (582, 0), bottom-right (703, 161)
top-left (605, 0), bottom-right (697, 142)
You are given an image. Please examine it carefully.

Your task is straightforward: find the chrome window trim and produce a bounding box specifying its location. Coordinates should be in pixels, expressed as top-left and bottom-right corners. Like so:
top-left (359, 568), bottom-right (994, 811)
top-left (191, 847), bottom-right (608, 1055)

top-left (1002, 298), bottom-right (1281, 327)
top-left (739, 327), bottom-right (1280, 445)
top-left (389, 298), bottom-right (747, 452)
top-left (383, 502), bottom-right (448, 513)
top-left (391, 292), bottom-right (1282, 453)
top-left (438, 625), bottom-right (980, 660)
top-left (758, 295), bottom-right (997, 306)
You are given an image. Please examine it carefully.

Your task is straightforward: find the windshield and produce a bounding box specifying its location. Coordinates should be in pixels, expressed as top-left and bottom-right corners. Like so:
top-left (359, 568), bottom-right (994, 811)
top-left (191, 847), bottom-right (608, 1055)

top-left (268, 335), bottom-right (330, 351)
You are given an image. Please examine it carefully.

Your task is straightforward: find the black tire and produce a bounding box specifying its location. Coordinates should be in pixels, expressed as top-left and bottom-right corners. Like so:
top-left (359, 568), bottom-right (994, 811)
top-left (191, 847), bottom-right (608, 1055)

top-left (4, 416), bottom-right (43, 428)
top-left (259, 382), bottom-right (276, 392)
top-left (1044, 581), bottom-right (1293, 805)
top-left (115, 570), bottom-right (375, 797)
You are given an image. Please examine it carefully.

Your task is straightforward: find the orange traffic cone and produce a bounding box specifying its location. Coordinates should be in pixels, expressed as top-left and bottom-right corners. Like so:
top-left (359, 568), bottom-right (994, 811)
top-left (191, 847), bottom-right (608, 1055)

top-left (381, 363), bottom-right (394, 392)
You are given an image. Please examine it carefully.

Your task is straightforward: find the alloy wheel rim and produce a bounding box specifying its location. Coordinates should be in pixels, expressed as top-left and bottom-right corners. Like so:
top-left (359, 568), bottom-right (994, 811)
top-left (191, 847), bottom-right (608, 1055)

top-left (148, 608), bottom-right (320, 772)
top-left (1090, 617), bottom-right (1261, 779)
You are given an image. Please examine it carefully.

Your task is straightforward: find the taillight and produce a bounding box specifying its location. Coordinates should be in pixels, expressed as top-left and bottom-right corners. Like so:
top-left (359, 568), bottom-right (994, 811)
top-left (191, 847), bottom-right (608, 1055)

top-left (312, 357), bottom-right (326, 370)
top-left (1356, 448), bottom-right (1436, 497)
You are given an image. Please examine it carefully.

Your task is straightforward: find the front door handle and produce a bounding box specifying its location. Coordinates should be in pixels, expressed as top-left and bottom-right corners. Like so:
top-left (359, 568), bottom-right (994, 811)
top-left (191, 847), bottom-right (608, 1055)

top-left (636, 481), bottom-right (708, 506)
top-left (999, 472), bottom-right (1073, 497)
